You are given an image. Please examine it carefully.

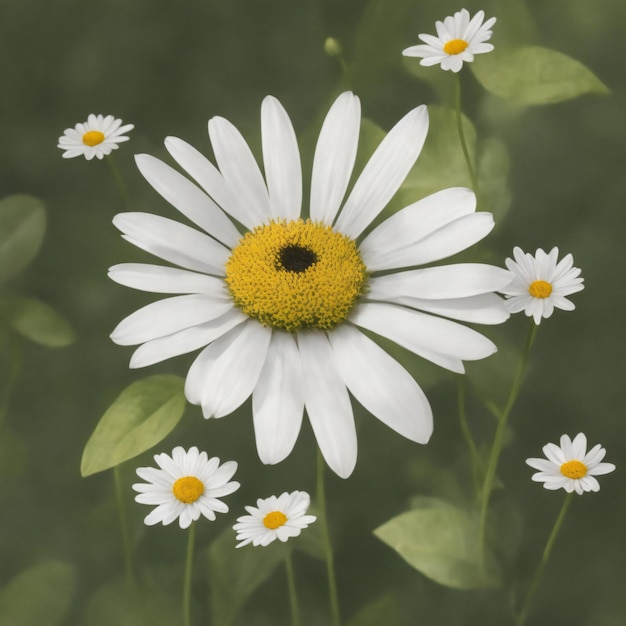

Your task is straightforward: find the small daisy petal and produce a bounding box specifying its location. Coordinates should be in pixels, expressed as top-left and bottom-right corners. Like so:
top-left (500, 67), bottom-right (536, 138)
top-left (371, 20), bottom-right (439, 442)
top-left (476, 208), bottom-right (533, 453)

top-left (233, 491), bottom-right (316, 548)
top-left (132, 446), bottom-right (240, 528)
top-left (526, 434), bottom-right (615, 495)
top-left (57, 114), bottom-right (134, 160)
top-left (403, 9), bottom-right (496, 73)
top-left (500, 247), bottom-right (584, 324)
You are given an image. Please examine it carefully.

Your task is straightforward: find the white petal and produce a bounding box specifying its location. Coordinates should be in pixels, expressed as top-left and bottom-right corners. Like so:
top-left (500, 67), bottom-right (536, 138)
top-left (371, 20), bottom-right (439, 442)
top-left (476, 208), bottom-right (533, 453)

top-left (129, 309), bottom-right (247, 368)
top-left (359, 187), bottom-right (475, 271)
top-left (261, 96), bottom-right (302, 220)
top-left (108, 263), bottom-right (227, 295)
top-left (329, 325), bottom-right (432, 443)
top-left (111, 294), bottom-right (233, 346)
top-left (252, 331), bottom-right (305, 465)
top-left (113, 212), bottom-right (229, 275)
top-left (208, 116), bottom-right (270, 227)
top-left (367, 264), bottom-right (512, 301)
top-left (134, 154), bottom-right (240, 247)
top-left (164, 136), bottom-right (245, 227)
top-left (185, 321), bottom-right (272, 417)
top-left (310, 92), bottom-right (361, 225)
top-left (367, 293), bottom-right (509, 325)
top-left (297, 331), bottom-right (357, 478)
top-left (335, 105), bottom-right (429, 238)
top-left (351, 302), bottom-right (497, 369)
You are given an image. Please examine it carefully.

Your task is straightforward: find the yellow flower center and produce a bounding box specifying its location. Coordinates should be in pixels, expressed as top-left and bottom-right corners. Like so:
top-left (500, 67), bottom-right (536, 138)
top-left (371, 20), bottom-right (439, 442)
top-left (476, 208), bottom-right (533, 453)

top-left (263, 510), bottom-right (288, 529)
top-left (560, 460), bottom-right (587, 480)
top-left (225, 219), bottom-right (368, 332)
top-left (82, 130), bottom-right (105, 146)
top-left (528, 280), bottom-right (553, 299)
top-left (443, 39), bottom-right (469, 55)
top-left (172, 476), bottom-right (205, 504)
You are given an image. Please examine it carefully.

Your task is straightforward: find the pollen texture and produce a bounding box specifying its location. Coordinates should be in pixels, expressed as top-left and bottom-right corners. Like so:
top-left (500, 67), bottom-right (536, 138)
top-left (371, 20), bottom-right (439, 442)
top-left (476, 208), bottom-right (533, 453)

top-left (560, 460), bottom-right (588, 480)
top-left (172, 476), bottom-right (205, 503)
top-left (263, 511), bottom-right (288, 529)
top-left (443, 39), bottom-right (469, 55)
top-left (225, 219), bottom-right (368, 332)
top-left (528, 280), bottom-right (553, 299)
top-left (82, 130), bottom-right (105, 146)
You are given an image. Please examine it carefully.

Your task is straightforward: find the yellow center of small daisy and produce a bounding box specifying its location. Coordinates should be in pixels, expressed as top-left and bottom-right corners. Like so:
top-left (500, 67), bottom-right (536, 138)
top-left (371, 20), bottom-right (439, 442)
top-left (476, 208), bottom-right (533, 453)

top-left (263, 510), bottom-right (288, 529)
top-left (225, 219), bottom-right (368, 332)
top-left (443, 39), bottom-right (469, 55)
top-left (560, 460), bottom-right (587, 479)
top-left (528, 280), bottom-right (553, 299)
top-left (82, 130), bottom-right (105, 146)
top-left (172, 476), bottom-right (205, 504)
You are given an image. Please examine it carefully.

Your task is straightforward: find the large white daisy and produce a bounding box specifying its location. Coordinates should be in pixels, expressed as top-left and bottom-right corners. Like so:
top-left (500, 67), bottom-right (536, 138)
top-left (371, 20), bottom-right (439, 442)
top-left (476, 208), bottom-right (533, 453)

top-left (526, 433), bottom-right (615, 495)
top-left (402, 9), bottom-right (496, 73)
top-left (109, 91), bottom-right (511, 478)
top-left (57, 114), bottom-right (134, 160)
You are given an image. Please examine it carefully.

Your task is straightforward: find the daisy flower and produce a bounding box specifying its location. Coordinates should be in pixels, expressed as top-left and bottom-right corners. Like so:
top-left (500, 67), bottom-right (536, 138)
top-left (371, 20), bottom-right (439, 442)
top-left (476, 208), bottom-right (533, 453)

top-left (132, 446), bottom-right (240, 529)
top-left (402, 9), bottom-right (496, 73)
top-left (526, 433), bottom-right (615, 495)
top-left (500, 247), bottom-right (584, 324)
top-left (57, 114), bottom-right (134, 160)
top-left (233, 491), bottom-right (316, 548)
top-left (109, 91), bottom-right (512, 478)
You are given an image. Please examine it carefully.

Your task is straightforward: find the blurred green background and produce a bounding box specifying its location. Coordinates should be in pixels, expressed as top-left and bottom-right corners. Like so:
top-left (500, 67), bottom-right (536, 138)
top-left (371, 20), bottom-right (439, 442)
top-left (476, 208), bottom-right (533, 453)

top-left (1, 0), bottom-right (625, 624)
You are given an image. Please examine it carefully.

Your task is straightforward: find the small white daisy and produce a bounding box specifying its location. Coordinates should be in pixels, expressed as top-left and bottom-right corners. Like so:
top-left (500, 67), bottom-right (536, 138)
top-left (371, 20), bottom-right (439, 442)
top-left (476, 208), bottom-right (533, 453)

top-left (526, 433), bottom-right (615, 495)
top-left (132, 446), bottom-right (240, 529)
top-left (109, 91), bottom-right (512, 479)
top-left (57, 114), bottom-right (134, 160)
top-left (233, 491), bottom-right (316, 548)
top-left (500, 247), bottom-right (584, 324)
top-left (403, 9), bottom-right (496, 73)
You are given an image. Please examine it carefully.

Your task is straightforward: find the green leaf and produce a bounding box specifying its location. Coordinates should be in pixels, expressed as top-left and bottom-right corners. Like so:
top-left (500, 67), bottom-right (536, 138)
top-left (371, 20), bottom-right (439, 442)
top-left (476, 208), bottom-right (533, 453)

top-left (0, 560), bottom-right (75, 626)
top-left (82, 578), bottom-right (180, 626)
top-left (208, 524), bottom-right (291, 626)
top-left (81, 375), bottom-right (186, 476)
top-left (347, 592), bottom-right (405, 626)
top-left (477, 137), bottom-right (511, 224)
top-left (374, 498), bottom-right (501, 590)
top-left (0, 194), bottom-right (46, 283)
top-left (471, 46), bottom-right (610, 105)
top-left (0, 295), bottom-right (76, 347)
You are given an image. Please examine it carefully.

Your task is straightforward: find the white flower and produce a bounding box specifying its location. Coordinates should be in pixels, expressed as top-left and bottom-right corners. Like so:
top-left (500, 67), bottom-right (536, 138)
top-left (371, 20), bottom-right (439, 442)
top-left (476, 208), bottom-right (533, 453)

top-left (57, 114), bottom-right (134, 160)
top-left (500, 247), bottom-right (584, 324)
top-left (403, 9), bottom-right (496, 73)
top-left (233, 491), bottom-right (316, 548)
top-left (526, 433), bottom-right (615, 495)
top-left (132, 446), bottom-right (239, 529)
top-left (109, 91), bottom-right (512, 478)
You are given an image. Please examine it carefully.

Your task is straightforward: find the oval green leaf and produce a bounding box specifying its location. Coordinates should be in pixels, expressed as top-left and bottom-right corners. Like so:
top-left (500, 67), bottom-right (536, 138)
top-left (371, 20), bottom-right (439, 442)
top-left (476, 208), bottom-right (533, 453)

top-left (81, 374), bottom-right (186, 476)
top-left (0, 295), bottom-right (76, 347)
top-left (0, 194), bottom-right (46, 284)
top-left (471, 46), bottom-right (610, 105)
top-left (374, 498), bottom-right (501, 590)
top-left (0, 560), bottom-right (75, 626)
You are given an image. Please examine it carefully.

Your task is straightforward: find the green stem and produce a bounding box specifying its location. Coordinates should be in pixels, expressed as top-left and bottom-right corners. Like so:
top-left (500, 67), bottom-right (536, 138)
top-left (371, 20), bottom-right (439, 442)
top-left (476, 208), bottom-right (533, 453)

top-left (453, 73), bottom-right (479, 198)
top-left (106, 155), bottom-right (132, 210)
top-left (0, 331), bottom-right (22, 433)
top-left (478, 321), bottom-right (538, 563)
top-left (285, 552), bottom-right (301, 626)
top-left (457, 375), bottom-right (481, 493)
top-left (516, 493), bottom-right (574, 626)
top-left (183, 522), bottom-right (196, 626)
top-left (316, 449), bottom-right (341, 626)
top-left (113, 464), bottom-right (136, 588)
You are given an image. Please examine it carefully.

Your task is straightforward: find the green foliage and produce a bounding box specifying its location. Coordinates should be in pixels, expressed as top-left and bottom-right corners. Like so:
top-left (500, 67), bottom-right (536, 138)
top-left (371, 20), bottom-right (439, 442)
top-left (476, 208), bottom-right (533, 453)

top-left (0, 560), bottom-right (75, 626)
top-left (0, 295), bottom-right (76, 347)
top-left (374, 497), bottom-right (501, 590)
top-left (346, 592), bottom-right (405, 626)
top-left (82, 579), bottom-right (180, 626)
top-left (0, 195), bottom-right (46, 284)
top-left (80, 375), bottom-right (186, 477)
top-left (472, 46), bottom-right (610, 105)
top-left (207, 525), bottom-right (291, 626)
